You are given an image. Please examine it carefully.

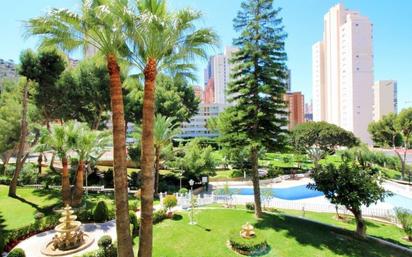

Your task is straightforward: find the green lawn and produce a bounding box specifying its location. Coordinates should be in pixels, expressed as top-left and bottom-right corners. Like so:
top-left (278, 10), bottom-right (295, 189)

top-left (132, 209), bottom-right (409, 257)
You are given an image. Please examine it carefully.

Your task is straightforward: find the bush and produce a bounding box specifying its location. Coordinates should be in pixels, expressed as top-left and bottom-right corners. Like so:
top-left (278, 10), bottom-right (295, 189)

top-left (34, 212), bottom-right (45, 220)
top-left (7, 248), bottom-right (26, 257)
top-left (96, 236), bottom-right (117, 257)
top-left (178, 188), bottom-right (189, 194)
top-left (94, 201), bottom-right (110, 222)
top-left (129, 211), bottom-right (140, 236)
top-left (153, 209), bottom-right (166, 224)
top-left (20, 164), bottom-right (38, 185)
top-left (98, 235), bottom-right (112, 248)
top-left (128, 200), bottom-right (139, 212)
top-left (77, 207), bottom-right (93, 222)
top-left (0, 175), bottom-right (11, 185)
top-left (162, 195), bottom-right (177, 212)
top-left (395, 207), bottom-right (412, 240)
top-left (246, 202), bottom-right (255, 210)
top-left (229, 230), bottom-right (268, 254)
top-left (103, 169), bottom-right (114, 188)
top-left (266, 165), bottom-right (283, 178)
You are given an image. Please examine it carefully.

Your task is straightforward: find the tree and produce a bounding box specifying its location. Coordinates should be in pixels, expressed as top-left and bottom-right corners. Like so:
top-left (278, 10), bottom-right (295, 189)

top-left (71, 123), bottom-right (111, 206)
top-left (126, 1), bottom-right (218, 255)
top-left (395, 108), bottom-right (412, 182)
top-left (368, 108), bottom-right (412, 181)
top-left (37, 122), bottom-right (76, 204)
top-left (0, 80), bottom-right (22, 175)
top-left (368, 113), bottom-right (402, 148)
top-left (222, 0), bottom-right (289, 218)
top-left (132, 115), bottom-right (180, 195)
top-left (170, 138), bottom-right (216, 179)
top-left (124, 74), bottom-right (200, 125)
top-left (394, 208), bottom-right (412, 241)
top-left (291, 121), bottom-right (360, 155)
top-left (57, 59), bottom-right (111, 129)
top-left (309, 162), bottom-right (389, 238)
top-left (8, 50), bottom-right (41, 197)
top-left (26, 1), bottom-right (134, 255)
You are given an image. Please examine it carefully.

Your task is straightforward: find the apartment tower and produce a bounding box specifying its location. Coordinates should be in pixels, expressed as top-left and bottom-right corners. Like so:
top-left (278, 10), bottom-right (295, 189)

top-left (312, 3), bottom-right (374, 143)
top-left (373, 80), bottom-right (397, 121)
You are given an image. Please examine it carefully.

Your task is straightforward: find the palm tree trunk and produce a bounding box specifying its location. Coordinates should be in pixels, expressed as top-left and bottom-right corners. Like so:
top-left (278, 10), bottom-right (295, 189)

top-left (138, 58), bottom-right (157, 257)
top-left (251, 146), bottom-right (263, 218)
top-left (38, 154), bottom-right (43, 175)
top-left (61, 156), bottom-right (71, 205)
top-left (49, 152), bottom-right (56, 172)
top-left (154, 146), bottom-right (161, 195)
top-left (8, 81), bottom-right (29, 197)
top-left (72, 159), bottom-right (85, 206)
top-left (107, 54), bottom-right (134, 257)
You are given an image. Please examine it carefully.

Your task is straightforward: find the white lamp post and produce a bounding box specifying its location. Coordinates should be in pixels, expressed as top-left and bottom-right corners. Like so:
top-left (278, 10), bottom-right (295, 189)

top-left (188, 179), bottom-right (196, 225)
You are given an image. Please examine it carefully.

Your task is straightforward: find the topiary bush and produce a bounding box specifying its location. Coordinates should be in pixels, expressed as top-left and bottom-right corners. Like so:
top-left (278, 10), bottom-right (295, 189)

top-left (162, 195), bottom-right (177, 212)
top-left (246, 202), bottom-right (255, 211)
top-left (178, 187), bottom-right (189, 194)
top-left (94, 201), bottom-right (110, 223)
top-left (229, 230), bottom-right (268, 255)
top-left (129, 211), bottom-right (140, 236)
top-left (7, 248), bottom-right (26, 257)
top-left (153, 209), bottom-right (166, 224)
top-left (96, 235), bottom-right (117, 257)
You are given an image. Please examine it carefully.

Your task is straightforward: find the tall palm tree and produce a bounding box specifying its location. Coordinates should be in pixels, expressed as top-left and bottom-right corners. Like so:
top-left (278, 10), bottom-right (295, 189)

top-left (25, 1), bottom-right (134, 256)
top-left (133, 114), bottom-right (180, 195)
top-left (126, 1), bottom-right (218, 256)
top-left (72, 123), bottom-right (111, 206)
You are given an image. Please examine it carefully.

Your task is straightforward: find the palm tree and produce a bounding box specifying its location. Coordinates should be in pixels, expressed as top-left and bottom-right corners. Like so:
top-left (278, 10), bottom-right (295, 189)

top-left (133, 115), bottom-right (180, 195)
top-left (25, 1), bottom-right (134, 255)
top-left (71, 123), bottom-right (111, 206)
top-left (126, 1), bottom-right (218, 255)
top-left (36, 122), bottom-right (75, 204)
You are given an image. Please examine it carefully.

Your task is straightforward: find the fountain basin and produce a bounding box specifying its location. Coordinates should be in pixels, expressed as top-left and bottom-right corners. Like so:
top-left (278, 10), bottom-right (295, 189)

top-left (41, 233), bottom-right (94, 256)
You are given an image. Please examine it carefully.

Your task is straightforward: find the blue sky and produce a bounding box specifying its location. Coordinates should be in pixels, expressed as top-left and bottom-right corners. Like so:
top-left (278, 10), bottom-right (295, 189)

top-left (1, 0), bottom-right (411, 109)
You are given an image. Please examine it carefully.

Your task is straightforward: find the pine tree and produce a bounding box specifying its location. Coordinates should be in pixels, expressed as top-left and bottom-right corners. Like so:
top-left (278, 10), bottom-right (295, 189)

top-left (225, 0), bottom-right (289, 218)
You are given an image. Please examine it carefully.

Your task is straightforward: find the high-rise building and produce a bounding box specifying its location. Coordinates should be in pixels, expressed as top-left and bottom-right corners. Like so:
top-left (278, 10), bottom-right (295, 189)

top-left (193, 85), bottom-right (203, 101)
top-left (373, 80), bottom-right (397, 121)
top-left (203, 46), bottom-right (238, 105)
top-left (286, 69), bottom-right (292, 92)
top-left (304, 100), bottom-right (313, 121)
top-left (284, 92), bottom-right (305, 130)
top-left (312, 3), bottom-right (374, 143)
top-left (176, 103), bottom-right (226, 138)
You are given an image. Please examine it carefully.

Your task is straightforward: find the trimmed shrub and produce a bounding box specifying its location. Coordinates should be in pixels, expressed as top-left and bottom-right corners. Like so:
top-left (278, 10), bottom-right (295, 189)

top-left (246, 202), bottom-right (255, 211)
top-left (129, 211), bottom-right (140, 236)
top-left (229, 230), bottom-right (268, 255)
top-left (7, 248), bottom-right (26, 257)
top-left (162, 195), bottom-right (177, 212)
top-left (128, 200), bottom-right (139, 212)
top-left (153, 209), bottom-right (166, 224)
top-left (96, 236), bottom-right (117, 257)
top-left (98, 235), bottom-right (112, 248)
top-left (178, 188), bottom-right (189, 194)
top-left (94, 201), bottom-right (110, 223)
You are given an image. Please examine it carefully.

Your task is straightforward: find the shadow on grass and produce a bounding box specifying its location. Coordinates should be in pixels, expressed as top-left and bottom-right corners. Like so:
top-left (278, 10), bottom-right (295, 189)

top-left (254, 213), bottom-right (410, 257)
top-left (0, 211), bottom-right (8, 251)
top-left (172, 214), bottom-right (183, 221)
top-left (195, 224), bottom-right (212, 232)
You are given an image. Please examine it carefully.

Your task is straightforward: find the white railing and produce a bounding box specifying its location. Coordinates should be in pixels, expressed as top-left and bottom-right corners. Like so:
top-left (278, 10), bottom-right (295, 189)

top-left (159, 192), bottom-right (396, 220)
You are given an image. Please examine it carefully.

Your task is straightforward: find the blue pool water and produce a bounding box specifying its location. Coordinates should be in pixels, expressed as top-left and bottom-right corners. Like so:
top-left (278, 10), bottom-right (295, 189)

top-left (227, 185), bottom-right (412, 210)
top-left (229, 185), bottom-right (323, 200)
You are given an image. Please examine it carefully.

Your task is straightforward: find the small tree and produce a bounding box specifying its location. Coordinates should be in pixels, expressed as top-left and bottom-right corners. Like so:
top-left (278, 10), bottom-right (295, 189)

top-left (394, 207), bottom-right (412, 241)
top-left (309, 162), bottom-right (389, 238)
top-left (162, 195), bottom-right (177, 214)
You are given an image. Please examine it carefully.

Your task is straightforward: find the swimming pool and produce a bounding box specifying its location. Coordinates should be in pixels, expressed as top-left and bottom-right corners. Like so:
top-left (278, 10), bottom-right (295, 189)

top-left (228, 185), bottom-right (323, 200)
top-left (225, 185), bottom-right (412, 210)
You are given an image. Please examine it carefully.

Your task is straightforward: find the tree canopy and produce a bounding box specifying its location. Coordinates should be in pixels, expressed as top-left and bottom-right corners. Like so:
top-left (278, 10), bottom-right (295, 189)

top-left (309, 162), bottom-right (389, 237)
top-left (291, 121), bottom-right (360, 153)
top-left (368, 113), bottom-right (402, 147)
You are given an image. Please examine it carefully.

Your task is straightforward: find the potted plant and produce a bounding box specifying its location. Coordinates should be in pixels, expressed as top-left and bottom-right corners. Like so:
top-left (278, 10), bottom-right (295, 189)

top-left (163, 195), bottom-right (178, 218)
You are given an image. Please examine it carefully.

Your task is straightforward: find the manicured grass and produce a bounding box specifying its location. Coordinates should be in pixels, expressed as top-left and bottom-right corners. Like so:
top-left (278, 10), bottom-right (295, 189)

top-left (277, 208), bottom-right (412, 249)
top-left (132, 208), bottom-right (409, 257)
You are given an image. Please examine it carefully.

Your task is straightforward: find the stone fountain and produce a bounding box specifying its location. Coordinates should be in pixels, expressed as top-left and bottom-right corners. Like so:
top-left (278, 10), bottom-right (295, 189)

top-left (240, 222), bottom-right (256, 239)
top-left (41, 205), bottom-right (94, 256)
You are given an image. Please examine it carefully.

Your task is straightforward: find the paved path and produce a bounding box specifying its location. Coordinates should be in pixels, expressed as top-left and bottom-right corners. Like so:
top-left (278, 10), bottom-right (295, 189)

top-left (13, 221), bottom-right (117, 257)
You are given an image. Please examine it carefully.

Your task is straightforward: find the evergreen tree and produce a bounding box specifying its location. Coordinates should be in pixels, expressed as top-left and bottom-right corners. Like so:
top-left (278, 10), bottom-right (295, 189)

top-left (224, 0), bottom-right (289, 218)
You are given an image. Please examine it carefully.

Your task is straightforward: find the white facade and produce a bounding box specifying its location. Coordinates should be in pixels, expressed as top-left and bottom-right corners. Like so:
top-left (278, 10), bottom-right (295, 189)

top-left (176, 103), bottom-right (226, 138)
top-left (373, 80), bottom-right (397, 121)
top-left (312, 3), bottom-right (374, 144)
top-left (208, 46), bottom-right (238, 105)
